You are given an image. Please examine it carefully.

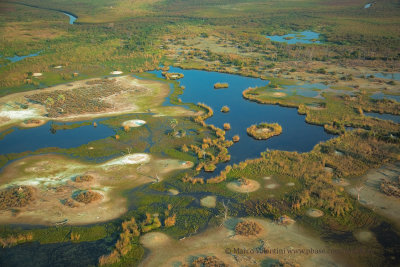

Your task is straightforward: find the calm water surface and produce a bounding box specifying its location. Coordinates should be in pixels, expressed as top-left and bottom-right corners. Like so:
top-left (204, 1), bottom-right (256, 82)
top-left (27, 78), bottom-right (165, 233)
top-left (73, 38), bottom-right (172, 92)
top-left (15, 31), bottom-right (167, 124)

top-left (266, 31), bottom-right (322, 44)
top-left (0, 119), bottom-right (115, 155)
top-left (150, 67), bottom-right (334, 177)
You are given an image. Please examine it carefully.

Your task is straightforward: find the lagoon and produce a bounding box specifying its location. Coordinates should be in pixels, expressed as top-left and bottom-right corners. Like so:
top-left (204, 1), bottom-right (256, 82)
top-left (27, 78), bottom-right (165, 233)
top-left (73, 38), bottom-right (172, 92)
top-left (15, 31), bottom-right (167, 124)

top-left (151, 67), bottom-right (334, 177)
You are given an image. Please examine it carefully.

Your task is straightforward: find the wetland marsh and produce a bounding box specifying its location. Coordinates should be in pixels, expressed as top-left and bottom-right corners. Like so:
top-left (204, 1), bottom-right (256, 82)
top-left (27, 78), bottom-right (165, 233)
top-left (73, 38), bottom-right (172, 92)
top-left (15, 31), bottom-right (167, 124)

top-left (0, 0), bottom-right (399, 266)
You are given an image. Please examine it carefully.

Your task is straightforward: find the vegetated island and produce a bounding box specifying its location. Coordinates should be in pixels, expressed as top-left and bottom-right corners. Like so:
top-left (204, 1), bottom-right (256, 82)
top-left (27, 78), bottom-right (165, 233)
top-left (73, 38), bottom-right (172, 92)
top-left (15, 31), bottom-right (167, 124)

top-left (221, 105), bottom-right (230, 113)
top-left (246, 122), bottom-right (282, 140)
top-left (214, 82), bottom-right (229, 89)
top-left (162, 72), bottom-right (184, 80)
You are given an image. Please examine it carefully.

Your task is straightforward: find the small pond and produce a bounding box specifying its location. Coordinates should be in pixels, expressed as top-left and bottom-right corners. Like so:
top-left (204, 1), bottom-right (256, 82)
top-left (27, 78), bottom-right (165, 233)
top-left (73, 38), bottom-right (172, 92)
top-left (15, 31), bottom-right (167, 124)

top-left (266, 31), bottom-right (322, 44)
top-left (0, 119), bottom-right (115, 155)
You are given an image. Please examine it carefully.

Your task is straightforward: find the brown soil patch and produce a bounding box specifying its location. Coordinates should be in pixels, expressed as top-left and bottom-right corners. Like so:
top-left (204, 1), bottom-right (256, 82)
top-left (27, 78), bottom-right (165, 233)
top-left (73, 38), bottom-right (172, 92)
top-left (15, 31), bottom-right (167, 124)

top-left (74, 190), bottom-right (103, 204)
top-left (0, 186), bottom-right (36, 209)
top-left (235, 220), bottom-right (263, 236)
top-left (139, 217), bottom-right (337, 267)
top-left (348, 162), bottom-right (400, 229)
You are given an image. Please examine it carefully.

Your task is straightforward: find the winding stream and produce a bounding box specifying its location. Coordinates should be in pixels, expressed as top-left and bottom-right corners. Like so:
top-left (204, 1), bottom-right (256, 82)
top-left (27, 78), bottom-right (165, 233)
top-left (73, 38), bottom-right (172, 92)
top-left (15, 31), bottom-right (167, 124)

top-left (7, 2), bottom-right (77, 24)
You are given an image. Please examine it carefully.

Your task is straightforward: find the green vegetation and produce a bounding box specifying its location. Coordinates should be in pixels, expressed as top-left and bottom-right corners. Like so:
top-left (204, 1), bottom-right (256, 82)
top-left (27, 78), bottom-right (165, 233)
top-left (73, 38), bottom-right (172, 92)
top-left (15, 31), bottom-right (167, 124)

top-left (247, 122), bottom-right (282, 140)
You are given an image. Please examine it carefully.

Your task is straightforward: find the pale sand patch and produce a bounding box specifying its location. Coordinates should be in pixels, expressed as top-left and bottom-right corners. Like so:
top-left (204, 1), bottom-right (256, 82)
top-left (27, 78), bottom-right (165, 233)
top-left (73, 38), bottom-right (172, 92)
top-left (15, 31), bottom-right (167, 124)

top-left (306, 208), bottom-right (324, 218)
top-left (347, 162), bottom-right (400, 229)
top-left (32, 73), bottom-right (42, 77)
top-left (110, 70), bottom-right (123, 75)
top-left (265, 183), bottom-right (280, 189)
top-left (0, 154), bottom-right (191, 225)
top-left (139, 217), bottom-right (338, 267)
top-left (140, 232), bottom-right (173, 249)
top-left (332, 178), bottom-right (350, 187)
top-left (272, 92), bottom-right (286, 97)
top-left (334, 150), bottom-right (344, 156)
top-left (121, 119), bottom-right (146, 128)
top-left (200, 195), bottom-right (217, 208)
top-left (168, 189), bottom-right (179, 195)
top-left (102, 153), bottom-right (150, 167)
top-left (0, 109), bottom-right (39, 120)
top-left (227, 179), bottom-right (260, 193)
top-left (354, 230), bottom-right (376, 243)
top-left (19, 119), bottom-right (46, 128)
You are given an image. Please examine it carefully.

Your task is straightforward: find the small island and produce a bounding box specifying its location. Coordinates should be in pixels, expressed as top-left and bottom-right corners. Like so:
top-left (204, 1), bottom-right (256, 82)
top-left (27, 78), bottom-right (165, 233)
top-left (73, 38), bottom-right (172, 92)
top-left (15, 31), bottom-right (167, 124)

top-left (162, 72), bottom-right (184, 80)
top-left (221, 105), bottom-right (230, 113)
top-left (247, 122), bottom-right (282, 140)
top-left (214, 82), bottom-right (229, 89)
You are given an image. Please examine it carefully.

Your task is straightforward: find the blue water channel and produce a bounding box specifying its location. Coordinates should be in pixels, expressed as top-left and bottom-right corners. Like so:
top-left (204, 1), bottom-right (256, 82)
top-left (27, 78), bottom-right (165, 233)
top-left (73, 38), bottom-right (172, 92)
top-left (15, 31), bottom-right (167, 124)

top-left (365, 112), bottom-right (400, 124)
